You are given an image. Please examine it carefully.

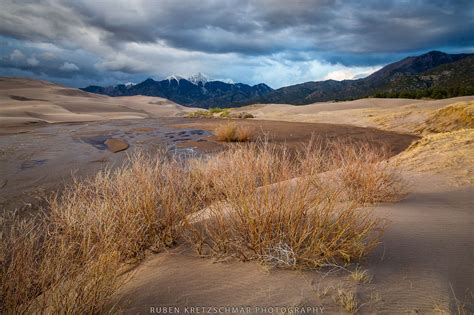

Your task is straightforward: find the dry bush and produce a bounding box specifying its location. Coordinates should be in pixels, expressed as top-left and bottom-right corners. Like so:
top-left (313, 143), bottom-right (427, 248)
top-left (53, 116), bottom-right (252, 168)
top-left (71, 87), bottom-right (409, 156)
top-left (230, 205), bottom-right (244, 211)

top-left (235, 125), bottom-right (254, 142)
top-left (186, 178), bottom-right (380, 268)
top-left (0, 152), bottom-right (202, 314)
top-left (184, 140), bottom-right (396, 268)
top-left (38, 250), bottom-right (123, 314)
top-left (0, 214), bottom-right (46, 313)
top-left (333, 142), bottom-right (405, 204)
top-left (214, 123), bottom-right (254, 142)
top-left (0, 214), bottom-right (123, 314)
top-left (48, 151), bottom-right (199, 260)
top-left (187, 141), bottom-right (304, 205)
top-left (214, 122), bottom-right (237, 142)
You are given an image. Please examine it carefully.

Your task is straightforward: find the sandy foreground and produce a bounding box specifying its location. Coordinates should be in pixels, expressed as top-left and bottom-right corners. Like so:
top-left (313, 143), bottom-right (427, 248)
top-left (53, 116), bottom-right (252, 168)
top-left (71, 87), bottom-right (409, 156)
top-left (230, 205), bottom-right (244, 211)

top-left (112, 172), bottom-right (473, 314)
top-left (0, 77), bottom-right (473, 313)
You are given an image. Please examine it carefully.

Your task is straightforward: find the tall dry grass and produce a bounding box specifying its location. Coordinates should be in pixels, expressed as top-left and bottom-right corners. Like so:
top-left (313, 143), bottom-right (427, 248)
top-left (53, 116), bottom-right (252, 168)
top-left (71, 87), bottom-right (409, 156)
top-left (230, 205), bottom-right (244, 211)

top-left (0, 152), bottom-right (202, 313)
top-left (333, 142), bottom-right (405, 204)
top-left (1, 139), bottom-right (404, 312)
top-left (0, 211), bottom-right (123, 314)
top-left (214, 122), bottom-right (254, 142)
top-left (183, 140), bottom-right (397, 268)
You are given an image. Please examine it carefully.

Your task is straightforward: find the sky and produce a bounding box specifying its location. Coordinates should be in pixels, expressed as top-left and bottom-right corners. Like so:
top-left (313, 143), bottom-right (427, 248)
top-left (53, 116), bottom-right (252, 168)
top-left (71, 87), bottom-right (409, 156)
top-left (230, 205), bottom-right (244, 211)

top-left (0, 0), bottom-right (473, 89)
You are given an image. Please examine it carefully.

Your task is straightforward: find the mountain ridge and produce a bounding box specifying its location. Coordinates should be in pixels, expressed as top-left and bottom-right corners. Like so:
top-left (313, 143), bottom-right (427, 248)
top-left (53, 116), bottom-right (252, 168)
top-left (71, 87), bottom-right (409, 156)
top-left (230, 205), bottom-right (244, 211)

top-left (82, 51), bottom-right (474, 107)
top-left (253, 51), bottom-right (474, 105)
top-left (82, 74), bottom-right (272, 108)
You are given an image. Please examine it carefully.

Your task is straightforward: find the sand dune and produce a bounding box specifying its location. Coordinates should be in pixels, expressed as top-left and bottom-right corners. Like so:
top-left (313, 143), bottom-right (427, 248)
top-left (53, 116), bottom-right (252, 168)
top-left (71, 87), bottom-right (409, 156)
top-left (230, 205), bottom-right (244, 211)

top-left (366, 172), bottom-right (473, 313)
top-left (0, 77), bottom-right (197, 125)
top-left (393, 129), bottom-right (474, 185)
top-left (3, 77), bottom-right (473, 133)
top-left (234, 96), bottom-right (474, 134)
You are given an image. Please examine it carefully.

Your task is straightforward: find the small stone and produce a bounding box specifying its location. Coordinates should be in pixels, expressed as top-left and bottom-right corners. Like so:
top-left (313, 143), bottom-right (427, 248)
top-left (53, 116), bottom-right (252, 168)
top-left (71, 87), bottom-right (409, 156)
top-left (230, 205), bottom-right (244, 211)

top-left (105, 138), bottom-right (129, 153)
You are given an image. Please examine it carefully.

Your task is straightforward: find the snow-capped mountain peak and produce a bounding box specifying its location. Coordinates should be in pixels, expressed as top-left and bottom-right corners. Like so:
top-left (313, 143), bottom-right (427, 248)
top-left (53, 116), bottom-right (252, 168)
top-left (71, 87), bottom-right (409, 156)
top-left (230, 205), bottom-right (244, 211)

top-left (165, 74), bottom-right (186, 83)
top-left (164, 73), bottom-right (211, 85)
top-left (187, 72), bottom-right (209, 85)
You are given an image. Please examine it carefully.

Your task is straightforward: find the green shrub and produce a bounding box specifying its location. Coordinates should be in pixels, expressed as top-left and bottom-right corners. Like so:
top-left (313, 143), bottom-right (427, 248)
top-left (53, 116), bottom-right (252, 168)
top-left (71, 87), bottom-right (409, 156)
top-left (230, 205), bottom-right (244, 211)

top-left (187, 110), bottom-right (211, 118)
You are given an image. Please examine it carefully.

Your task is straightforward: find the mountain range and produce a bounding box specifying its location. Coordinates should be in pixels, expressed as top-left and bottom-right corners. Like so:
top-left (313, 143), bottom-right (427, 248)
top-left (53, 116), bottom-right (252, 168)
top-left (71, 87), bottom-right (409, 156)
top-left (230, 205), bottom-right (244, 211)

top-left (82, 73), bottom-right (272, 108)
top-left (256, 51), bottom-right (474, 104)
top-left (82, 51), bottom-right (474, 108)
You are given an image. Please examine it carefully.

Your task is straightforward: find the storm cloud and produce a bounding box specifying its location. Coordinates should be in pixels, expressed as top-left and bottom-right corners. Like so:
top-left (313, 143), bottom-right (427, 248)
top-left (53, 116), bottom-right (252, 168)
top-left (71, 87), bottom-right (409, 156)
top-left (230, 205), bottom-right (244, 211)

top-left (1, 0), bottom-right (473, 87)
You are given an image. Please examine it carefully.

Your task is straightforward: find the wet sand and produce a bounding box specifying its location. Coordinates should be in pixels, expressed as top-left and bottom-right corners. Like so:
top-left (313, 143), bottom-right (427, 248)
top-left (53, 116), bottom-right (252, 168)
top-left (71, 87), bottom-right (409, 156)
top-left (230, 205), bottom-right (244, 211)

top-left (171, 118), bottom-right (418, 155)
top-left (0, 118), bottom-right (207, 213)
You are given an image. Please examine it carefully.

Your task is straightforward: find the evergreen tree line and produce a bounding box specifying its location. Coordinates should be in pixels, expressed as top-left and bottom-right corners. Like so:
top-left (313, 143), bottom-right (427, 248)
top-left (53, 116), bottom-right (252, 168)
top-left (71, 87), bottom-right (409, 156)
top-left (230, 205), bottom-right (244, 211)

top-left (373, 86), bottom-right (474, 99)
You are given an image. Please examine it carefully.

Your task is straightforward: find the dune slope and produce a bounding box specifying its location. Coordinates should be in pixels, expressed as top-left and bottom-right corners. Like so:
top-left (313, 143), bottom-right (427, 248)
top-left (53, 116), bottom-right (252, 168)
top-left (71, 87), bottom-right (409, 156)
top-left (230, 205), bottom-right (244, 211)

top-left (0, 77), bottom-right (196, 125)
top-left (234, 96), bottom-right (474, 134)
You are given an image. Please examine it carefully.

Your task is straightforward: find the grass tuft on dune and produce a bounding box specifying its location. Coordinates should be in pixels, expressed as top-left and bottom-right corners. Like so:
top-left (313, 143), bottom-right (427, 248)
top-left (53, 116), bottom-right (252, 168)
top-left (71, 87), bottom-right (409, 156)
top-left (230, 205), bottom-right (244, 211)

top-left (214, 122), bottom-right (254, 142)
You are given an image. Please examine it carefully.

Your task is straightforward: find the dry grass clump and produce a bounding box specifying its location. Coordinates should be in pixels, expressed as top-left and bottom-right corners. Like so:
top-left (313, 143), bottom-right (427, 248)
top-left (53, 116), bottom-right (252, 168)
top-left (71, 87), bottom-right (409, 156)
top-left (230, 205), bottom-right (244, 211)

top-left (0, 211), bottom-right (124, 314)
top-left (0, 152), bottom-right (202, 313)
top-left (188, 182), bottom-right (379, 268)
top-left (185, 140), bottom-right (400, 268)
top-left (49, 152), bottom-right (200, 259)
top-left (214, 122), bottom-right (254, 142)
top-left (335, 289), bottom-right (360, 314)
top-left (335, 143), bottom-right (405, 204)
top-left (350, 267), bottom-right (372, 284)
top-left (214, 122), bottom-right (236, 141)
top-left (234, 125), bottom-right (254, 142)
top-left (186, 142), bottom-right (301, 212)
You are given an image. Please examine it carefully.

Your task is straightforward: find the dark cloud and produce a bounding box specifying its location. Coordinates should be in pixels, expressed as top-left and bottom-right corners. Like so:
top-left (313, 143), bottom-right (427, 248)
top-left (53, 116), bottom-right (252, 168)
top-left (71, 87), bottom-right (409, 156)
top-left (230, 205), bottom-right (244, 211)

top-left (0, 0), bottom-right (473, 87)
top-left (2, 0), bottom-right (473, 55)
top-left (0, 36), bottom-right (133, 86)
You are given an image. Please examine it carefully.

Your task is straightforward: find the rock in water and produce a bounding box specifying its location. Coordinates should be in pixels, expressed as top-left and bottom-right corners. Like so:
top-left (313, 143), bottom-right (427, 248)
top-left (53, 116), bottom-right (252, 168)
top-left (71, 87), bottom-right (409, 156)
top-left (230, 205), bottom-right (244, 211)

top-left (105, 138), bottom-right (129, 153)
